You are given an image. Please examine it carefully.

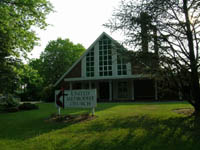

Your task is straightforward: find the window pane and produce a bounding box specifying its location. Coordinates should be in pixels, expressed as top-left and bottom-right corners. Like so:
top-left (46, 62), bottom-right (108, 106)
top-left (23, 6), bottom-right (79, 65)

top-left (123, 65), bottom-right (126, 69)
top-left (123, 70), bottom-right (127, 75)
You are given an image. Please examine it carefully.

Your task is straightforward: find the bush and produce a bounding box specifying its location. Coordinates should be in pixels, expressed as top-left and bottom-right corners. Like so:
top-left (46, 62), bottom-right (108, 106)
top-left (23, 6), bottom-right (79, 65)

top-left (3, 94), bottom-right (20, 108)
top-left (6, 107), bottom-right (19, 112)
top-left (0, 94), bottom-right (20, 113)
top-left (19, 103), bottom-right (39, 111)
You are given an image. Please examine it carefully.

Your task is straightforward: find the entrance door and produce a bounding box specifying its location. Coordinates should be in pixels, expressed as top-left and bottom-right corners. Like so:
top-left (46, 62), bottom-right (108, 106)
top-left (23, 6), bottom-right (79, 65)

top-left (99, 82), bottom-right (109, 101)
top-left (134, 80), bottom-right (155, 100)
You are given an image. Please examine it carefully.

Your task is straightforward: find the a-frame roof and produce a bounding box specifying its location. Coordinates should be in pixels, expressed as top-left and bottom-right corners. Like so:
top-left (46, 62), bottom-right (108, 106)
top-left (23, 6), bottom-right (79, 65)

top-left (53, 32), bottom-right (118, 87)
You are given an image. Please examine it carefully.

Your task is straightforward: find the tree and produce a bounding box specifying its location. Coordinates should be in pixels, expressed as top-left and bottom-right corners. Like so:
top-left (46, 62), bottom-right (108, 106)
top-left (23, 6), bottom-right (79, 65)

top-left (17, 64), bottom-right (43, 101)
top-left (30, 38), bottom-right (85, 101)
top-left (0, 0), bottom-right (53, 94)
top-left (105, 0), bottom-right (200, 115)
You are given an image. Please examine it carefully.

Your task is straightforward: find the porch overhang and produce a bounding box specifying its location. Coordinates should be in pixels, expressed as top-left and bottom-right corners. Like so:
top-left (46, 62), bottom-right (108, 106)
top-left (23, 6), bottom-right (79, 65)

top-left (64, 74), bottom-right (153, 82)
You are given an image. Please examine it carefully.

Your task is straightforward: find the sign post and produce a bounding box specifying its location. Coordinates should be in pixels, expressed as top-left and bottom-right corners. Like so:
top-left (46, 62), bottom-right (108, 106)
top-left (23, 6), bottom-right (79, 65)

top-left (55, 88), bottom-right (64, 115)
top-left (92, 107), bottom-right (95, 116)
top-left (55, 89), bottom-right (97, 115)
top-left (58, 107), bottom-right (61, 115)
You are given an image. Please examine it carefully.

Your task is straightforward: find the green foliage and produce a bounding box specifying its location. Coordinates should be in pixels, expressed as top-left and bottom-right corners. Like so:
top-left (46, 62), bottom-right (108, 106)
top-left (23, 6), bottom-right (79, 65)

top-left (30, 38), bottom-right (85, 101)
top-left (1, 102), bottom-right (200, 150)
top-left (37, 38), bottom-right (85, 85)
top-left (0, 94), bottom-right (20, 112)
top-left (41, 84), bottom-right (54, 102)
top-left (0, 58), bottom-right (21, 94)
top-left (17, 64), bottom-right (43, 101)
top-left (0, 0), bottom-right (53, 94)
top-left (0, 0), bottom-right (53, 54)
top-left (3, 94), bottom-right (20, 108)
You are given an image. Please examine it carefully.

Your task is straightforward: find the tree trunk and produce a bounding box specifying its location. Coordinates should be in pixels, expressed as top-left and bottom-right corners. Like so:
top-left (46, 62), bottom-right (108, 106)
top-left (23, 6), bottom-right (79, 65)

top-left (140, 12), bottom-right (149, 53)
top-left (194, 105), bottom-right (200, 115)
top-left (183, 0), bottom-right (200, 117)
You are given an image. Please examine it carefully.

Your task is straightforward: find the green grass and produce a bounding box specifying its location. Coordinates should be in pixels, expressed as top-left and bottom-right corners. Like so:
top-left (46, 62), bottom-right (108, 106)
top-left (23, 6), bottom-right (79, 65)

top-left (0, 101), bottom-right (200, 150)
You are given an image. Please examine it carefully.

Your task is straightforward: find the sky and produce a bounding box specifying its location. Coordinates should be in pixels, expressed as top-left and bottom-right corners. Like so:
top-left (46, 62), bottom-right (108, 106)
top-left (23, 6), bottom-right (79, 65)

top-left (30, 0), bottom-right (123, 58)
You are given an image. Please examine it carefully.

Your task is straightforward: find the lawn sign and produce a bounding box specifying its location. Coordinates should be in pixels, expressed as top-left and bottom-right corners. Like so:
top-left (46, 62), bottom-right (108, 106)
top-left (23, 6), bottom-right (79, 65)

top-left (55, 89), bottom-right (97, 115)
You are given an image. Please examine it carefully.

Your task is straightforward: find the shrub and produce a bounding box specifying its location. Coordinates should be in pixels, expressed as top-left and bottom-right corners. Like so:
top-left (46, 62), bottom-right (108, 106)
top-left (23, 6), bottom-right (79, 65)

top-left (0, 94), bottom-right (20, 113)
top-left (6, 107), bottom-right (19, 112)
top-left (3, 94), bottom-right (20, 108)
top-left (19, 103), bottom-right (39, 111)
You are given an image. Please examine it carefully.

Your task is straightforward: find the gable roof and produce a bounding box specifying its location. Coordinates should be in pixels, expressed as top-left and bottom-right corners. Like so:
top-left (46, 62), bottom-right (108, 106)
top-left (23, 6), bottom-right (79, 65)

top-left (53, 32), bottom-right (118, 87)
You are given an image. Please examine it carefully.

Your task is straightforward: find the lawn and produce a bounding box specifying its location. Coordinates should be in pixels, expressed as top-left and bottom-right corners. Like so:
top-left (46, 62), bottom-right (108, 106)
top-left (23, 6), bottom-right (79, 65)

top-left (0, 101), bottom-right (199, 150)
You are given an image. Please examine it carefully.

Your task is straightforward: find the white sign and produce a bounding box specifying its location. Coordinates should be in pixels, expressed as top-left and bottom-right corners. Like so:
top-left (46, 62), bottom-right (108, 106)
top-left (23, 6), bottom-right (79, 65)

top-left (55, 89), bottom-right (97, 108)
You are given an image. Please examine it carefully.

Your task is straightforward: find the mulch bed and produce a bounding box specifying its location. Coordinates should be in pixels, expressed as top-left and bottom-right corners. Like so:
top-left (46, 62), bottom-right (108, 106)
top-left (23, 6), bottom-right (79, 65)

top-left (172, 108), bottom-right (194, 116)
top-left (45, 113), bottom-right (96, 123)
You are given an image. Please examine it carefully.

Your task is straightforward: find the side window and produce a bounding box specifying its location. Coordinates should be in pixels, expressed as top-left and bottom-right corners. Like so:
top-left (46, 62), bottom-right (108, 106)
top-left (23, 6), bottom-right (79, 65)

top-left (117, 56), bottom-right (127, 75)
top-left (86, 48), bottom-right (94, 77)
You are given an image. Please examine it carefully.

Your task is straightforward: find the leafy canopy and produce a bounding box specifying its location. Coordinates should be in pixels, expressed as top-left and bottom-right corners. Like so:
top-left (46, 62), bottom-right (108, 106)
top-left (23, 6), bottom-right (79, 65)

top-left (0, 0), bottom-right (53, 94)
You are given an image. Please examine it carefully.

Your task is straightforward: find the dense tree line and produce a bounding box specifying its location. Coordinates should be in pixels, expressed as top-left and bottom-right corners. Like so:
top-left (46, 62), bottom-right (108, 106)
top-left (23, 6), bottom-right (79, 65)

top-left (0, 0), bottom-right (85, 102)
top-left (0, 0), bottom-right (53, 95)
top-left (29, 38), bottom-right (85, 102)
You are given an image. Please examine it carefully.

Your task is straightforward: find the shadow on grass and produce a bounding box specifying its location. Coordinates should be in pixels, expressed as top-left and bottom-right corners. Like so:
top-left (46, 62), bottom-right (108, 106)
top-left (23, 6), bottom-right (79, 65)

top-left (68, 115), bottom-right (200, 150)
top-left (0, 101), bottom-right (191, 145)
top-left (0, 103), bottom-right (84, 141)
top-left (0, 102), bottom-right (120, 141)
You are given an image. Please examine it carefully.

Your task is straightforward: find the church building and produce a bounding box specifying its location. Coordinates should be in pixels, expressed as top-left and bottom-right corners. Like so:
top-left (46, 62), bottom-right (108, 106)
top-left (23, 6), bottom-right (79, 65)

top-left (54, 32), bottom-right (158, 101)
